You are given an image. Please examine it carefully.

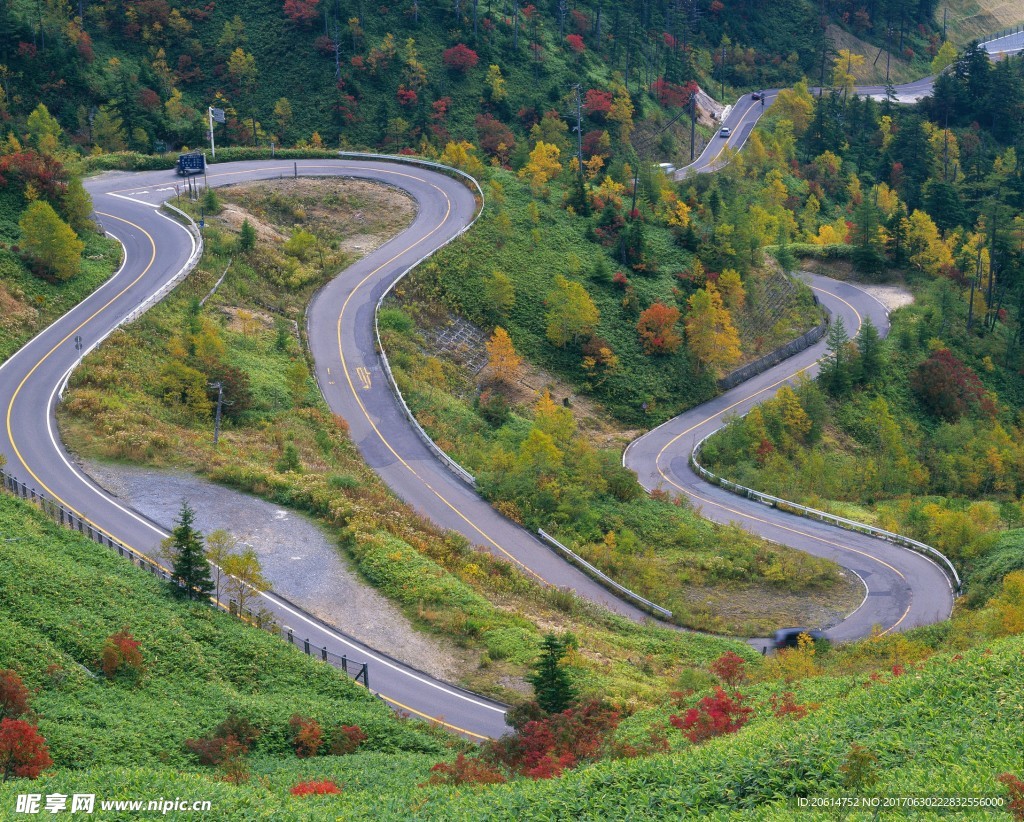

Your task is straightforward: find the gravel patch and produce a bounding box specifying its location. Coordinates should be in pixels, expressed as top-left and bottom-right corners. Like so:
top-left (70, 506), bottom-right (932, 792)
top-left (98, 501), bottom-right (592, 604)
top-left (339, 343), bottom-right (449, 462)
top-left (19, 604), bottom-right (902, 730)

top-left (852, 283), bottom-right (914, 313)
top-left (82, 460), bottom-right (472, 682)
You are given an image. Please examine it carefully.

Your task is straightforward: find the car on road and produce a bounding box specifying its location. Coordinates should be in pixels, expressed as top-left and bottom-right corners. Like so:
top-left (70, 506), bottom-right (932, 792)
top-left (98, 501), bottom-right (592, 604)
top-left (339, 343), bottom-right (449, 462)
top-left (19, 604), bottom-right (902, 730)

top-left (719, 126), bottom-right (731, 138)
top-left (751, 92), bottom-right (762, 101)
top-left (772, 627), bottom-right (825, 649)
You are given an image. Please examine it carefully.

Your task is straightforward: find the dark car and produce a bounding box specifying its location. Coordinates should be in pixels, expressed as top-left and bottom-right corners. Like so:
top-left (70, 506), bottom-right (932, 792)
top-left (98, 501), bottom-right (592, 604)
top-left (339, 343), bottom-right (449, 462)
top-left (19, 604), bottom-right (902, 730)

top-left (751, 92), bottom-right (762, 101)
top-left (772, 627), bottom-right (825, 649)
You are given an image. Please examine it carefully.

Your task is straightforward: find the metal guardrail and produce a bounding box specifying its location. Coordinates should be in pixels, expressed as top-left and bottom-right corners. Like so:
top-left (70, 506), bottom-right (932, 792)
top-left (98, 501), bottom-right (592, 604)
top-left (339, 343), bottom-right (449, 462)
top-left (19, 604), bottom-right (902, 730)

top-left (59, 204), bottom-right (203, 402)
top-left (537, 529), bottom-right (673, 620)
top-left (688, 431), bottom-right (963, 593)
top-left (0, 465), bottom-right (374, 688)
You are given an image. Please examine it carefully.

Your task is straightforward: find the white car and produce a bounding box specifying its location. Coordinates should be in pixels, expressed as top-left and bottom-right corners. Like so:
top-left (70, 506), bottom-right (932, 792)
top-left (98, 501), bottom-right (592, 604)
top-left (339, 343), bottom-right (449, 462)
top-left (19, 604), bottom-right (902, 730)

top-left (719, 127), bottom-right (731, 138)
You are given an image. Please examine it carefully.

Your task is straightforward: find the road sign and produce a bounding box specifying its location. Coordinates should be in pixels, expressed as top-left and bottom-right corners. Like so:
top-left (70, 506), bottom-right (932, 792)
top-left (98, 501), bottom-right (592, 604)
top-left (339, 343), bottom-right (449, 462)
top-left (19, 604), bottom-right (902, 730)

top-left (74, 335), bottom-right (83, 351)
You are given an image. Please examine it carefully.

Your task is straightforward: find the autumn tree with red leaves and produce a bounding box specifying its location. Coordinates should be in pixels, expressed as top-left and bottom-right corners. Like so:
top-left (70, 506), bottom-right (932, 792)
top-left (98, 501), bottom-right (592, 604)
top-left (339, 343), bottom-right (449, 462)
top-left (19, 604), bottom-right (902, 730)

top-left (566, 34), bottom-right (585, 54)
top-left (998, 773), bottom-right (1024, 821)
top-left (636, 302), bottom-right (682, 354)
top-left (911, 348), bottom-right (990, 421)
top-left (442, 44), bottom-right (479, 73)
top-left (709, 651), bottom-right (747, 688)
top-left (283, 0), bottom-right (320, 25)
top-left (0, 719), bottom-right (52, 781)
top-left (584, 89), bottom-right (613, 119)
top-left (0, 671), bottom-right (30, 721)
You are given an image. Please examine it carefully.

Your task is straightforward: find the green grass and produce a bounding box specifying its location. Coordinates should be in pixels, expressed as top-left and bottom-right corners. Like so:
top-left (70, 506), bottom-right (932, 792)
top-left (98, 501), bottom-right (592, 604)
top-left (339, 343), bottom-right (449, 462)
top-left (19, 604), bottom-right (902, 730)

top-left (0, 493), bottom-right (452, 772)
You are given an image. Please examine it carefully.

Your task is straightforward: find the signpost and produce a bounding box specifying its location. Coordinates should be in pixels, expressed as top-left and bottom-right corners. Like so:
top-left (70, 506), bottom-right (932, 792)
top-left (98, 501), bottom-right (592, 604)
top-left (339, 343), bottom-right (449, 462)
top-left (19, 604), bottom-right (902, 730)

top-left (208, 106), bottom-right (225, 158)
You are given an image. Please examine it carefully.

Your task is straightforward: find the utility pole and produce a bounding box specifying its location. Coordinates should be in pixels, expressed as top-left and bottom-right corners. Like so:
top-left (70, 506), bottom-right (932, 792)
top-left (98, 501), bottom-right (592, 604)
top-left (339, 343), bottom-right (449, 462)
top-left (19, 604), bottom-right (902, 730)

top-left (209, 381), bottom-right (224, 445)
top-left (208, 107), bottom-right (216, 158)
top-left (721, 42), bottom-right (726, 99)
top-left (573, 84), bottom-right (584, 177)
top-left (690, 94), bottom-right (697, 162)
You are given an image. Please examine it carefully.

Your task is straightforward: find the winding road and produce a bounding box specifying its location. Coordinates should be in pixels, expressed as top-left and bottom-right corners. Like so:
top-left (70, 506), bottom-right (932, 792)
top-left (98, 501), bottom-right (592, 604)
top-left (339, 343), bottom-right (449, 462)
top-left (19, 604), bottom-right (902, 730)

top-left (3, 32), bottom-right (1021, 737)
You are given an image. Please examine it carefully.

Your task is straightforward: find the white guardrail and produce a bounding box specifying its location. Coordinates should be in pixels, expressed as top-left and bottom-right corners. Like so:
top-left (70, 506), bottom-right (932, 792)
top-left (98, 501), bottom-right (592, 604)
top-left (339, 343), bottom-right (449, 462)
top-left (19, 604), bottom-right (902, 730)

top-left (689, 430), bottom-right (962, 593)
top-left (537, 529), bottom-right (673, 619)
top-left (60, 203), bottom-right (203, 400)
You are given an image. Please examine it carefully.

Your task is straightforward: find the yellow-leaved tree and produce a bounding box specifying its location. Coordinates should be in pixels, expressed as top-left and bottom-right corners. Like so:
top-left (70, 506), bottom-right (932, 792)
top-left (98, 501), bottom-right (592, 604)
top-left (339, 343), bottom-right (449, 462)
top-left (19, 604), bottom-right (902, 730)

top-left (519, 141), bottom-right (562, 191)
top-left (545, 275), bottom-right (599, 347)
top-left (684, 283), bottom-right (741, 376)
top-left (19, 200), bottom-right (84, 281)
top-left (485, 327), bottom-right (522, 385)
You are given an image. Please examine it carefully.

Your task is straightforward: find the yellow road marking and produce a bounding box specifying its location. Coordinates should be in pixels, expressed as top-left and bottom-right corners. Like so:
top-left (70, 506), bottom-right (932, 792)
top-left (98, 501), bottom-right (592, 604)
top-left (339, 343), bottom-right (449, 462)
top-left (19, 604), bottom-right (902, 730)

top-left (651, 283), bottom-right (913, 636)
top-left (356, 367), bottom-right (372, 390)
top-left (328, 167), bottom-right (548, 584)
top-left (377, 695), bottom-right (492, 741)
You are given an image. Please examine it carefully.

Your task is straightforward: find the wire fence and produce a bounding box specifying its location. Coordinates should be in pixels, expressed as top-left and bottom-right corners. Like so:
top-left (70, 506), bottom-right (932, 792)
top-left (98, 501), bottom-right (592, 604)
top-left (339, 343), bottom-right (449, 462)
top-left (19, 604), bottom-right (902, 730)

top-left (0, 465), bottom-right (370, 688)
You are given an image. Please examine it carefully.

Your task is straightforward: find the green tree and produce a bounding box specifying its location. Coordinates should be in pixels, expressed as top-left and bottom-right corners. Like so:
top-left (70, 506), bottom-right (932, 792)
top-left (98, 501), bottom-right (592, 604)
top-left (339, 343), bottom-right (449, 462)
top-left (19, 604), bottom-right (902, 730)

top-left (238, 218), bottom-right (257, 251)
top-left (223, 547), bottom-right (270, 618)
top-left (855, 317), bottom-right (883, 386)
top-left (205, 529), bottom-right (238, 605)
top-left (819, 315), bottom-right (853, 397)
top-left (61, 178), bottom-right (94, 234)
top-left (527, 633), bottom-right (577, 714)
top-left (19, 200), bottom-right (84, 281)
top-left (202, 186), bottom-right (221, 215)
top-left (25, 103), bottom-right (63, 154)
top-left (545, 275), bottom-right (599, 347)
top-left (167, 501), bottom-right (214, 601)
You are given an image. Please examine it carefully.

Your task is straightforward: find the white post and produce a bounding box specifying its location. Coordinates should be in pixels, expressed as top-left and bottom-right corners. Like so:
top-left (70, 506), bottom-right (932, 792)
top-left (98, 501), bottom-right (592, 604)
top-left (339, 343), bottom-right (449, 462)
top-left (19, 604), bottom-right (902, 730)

top-left (208, 106), bottom-right (216, 158)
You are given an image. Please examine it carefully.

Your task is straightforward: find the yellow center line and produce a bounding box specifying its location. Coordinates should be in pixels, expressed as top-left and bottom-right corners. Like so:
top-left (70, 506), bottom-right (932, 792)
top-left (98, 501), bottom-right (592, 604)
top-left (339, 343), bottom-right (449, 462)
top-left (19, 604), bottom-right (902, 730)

top-left (377, 694), bottom-right (491, 741)
top-left (328, 166), bottom-right (548, 584)
top-left (652, 283), bottom-right (912, 636)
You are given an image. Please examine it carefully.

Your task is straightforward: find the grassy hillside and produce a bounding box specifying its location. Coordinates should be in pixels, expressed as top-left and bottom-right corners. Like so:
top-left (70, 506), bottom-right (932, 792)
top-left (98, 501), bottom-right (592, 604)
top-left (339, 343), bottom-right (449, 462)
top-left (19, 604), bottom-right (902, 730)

top-left (0, 493), bottom-right (453, 772)
top-left (3, 497), bottom-right (1021, 821)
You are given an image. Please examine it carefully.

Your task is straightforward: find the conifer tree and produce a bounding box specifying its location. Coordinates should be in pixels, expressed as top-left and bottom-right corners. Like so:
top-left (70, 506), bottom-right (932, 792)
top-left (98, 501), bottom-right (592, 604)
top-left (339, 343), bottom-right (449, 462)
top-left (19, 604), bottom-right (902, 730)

top-left (855, 317), bottom-right (883, 387)
top-left (527, 633), bottom-right (577, 714)
top-left (168, 501), bottom-right (214, 601)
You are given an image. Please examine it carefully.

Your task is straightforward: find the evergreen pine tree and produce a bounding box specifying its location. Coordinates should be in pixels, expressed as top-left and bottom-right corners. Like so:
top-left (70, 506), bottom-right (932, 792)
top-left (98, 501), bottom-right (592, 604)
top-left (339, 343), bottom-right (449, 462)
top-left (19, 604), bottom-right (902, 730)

top-left (855, 316), bottom-right (883, 387)
top-left (527, 633), bottom-right (577, 714)
top-left (169, 501), bottom-right (214, 601)
top-left (238, 219), bottom-right (257, 251)
top-left (820, 315), bottom-right (852, 397)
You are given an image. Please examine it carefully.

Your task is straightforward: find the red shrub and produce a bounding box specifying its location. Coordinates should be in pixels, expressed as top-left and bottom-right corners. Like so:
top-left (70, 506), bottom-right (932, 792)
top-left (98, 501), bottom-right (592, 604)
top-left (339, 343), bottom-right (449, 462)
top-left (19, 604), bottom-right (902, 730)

top-left (328, 725), bottom-right (367, 756)
top-left (709, 651), bottom-right (747, 688)
top-left (475, 114), bottom-right (516, 161)
top-left (911, 349), bottom-right (988, 421)
top-left (443, 44), bottom-right (479, 73)
top-left (670, 688), bottom-right (752, 744)
top-left (100, 628), bottom-right (143, 682)
top-left (566, 34), bottom-right (585, 54)
top-left (289, 714), bottom-right (324, 758)
top-left (424, 753), bottom-right (506, 786)
top-left (770, 691), bottom-right (809, 720)
top-left (0, 671), bottom-right (30, 721)
top-left (0, 718), bottom-right (52, 781)
top-left (291, 779), bottom-right (342, 796)
top-left (484, 701), bottom-right (620, 779)
top-left (998, 773), bottom-right (1024, 821)
top-left (396, 86), bottom-right (418, 107)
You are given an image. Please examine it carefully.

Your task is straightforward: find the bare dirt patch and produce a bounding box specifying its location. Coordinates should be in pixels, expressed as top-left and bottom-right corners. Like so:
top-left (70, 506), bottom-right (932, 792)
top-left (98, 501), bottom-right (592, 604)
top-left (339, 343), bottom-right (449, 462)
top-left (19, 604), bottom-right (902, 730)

top-left (219, 177), bottom-right (417, 257)
top-left (0, 282), bottom-right (37, 333)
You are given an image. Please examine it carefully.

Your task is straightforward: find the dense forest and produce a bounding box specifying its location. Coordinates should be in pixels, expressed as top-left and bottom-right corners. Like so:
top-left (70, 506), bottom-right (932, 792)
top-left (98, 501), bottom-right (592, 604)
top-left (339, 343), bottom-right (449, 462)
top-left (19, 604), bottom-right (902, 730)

top-left (1, 0), bottom-right (945, 158)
